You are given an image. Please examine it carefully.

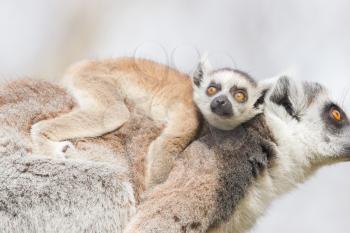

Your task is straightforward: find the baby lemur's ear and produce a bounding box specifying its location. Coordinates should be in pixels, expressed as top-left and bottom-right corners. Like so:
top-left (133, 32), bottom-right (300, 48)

top-left (192, 55), bottom-right (212, 87)
top-left (253, 80), bottom-right (273, 109)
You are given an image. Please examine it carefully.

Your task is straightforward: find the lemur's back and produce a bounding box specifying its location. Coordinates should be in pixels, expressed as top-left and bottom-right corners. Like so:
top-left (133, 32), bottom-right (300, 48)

top-left (0, 79), bottom-right (75, 133)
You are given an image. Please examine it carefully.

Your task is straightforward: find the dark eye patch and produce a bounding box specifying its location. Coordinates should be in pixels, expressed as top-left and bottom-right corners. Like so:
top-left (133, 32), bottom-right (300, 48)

top-left (229, 85), bottom-right (247, 94)
top-left (207, 82), bottom-right (222, 91)
top-left (229, 86), bottom-right (247, 96)
top-left (322, 103), bottom-right (349, 131)
top-left (229, 86), bottom-right (248, 103)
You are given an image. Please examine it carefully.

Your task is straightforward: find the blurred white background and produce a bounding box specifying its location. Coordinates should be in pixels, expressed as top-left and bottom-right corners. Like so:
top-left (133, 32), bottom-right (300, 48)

top-left (1, 0), bottom-right (350, 232)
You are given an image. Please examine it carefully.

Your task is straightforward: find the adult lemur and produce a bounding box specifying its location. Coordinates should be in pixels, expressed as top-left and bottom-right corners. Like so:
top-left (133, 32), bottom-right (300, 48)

top-left (0, 56), bottom-right (346, 233)
top-left (28, 57), bottom-right (350, 233)
top-left (124, 74), bottom-right (350, 233)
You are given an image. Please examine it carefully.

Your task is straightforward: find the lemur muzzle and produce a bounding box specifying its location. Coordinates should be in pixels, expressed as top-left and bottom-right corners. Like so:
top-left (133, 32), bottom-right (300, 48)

top-left (210, 95), bottom-right (233, 117)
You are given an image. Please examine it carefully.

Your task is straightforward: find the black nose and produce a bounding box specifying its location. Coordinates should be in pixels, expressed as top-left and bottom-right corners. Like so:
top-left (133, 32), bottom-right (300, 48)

top-left (216, 98), bottom-right (226, 105)
top-left (210, 95), bottom-right (233, 117)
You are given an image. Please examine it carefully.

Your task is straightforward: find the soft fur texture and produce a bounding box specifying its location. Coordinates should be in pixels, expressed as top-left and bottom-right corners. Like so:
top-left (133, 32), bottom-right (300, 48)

top-left (124, 116), bottom-right (275, 233)
top-left (0, 79), bottom-right (163, 233)
top-left (2, 77), bottom-right (350, 233)
top-left (30, 58), bottom-right (200, 189)
top-left (0, 139), bottom-right (134, 233)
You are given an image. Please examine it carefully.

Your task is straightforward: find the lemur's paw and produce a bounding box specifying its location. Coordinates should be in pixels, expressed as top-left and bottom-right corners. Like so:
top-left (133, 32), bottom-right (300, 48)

top-left (31, 140), bottom-right (75, 159)
top-left (31, 121), bottom-right (75, 159)
top-left (31, 126), bottom-right (74, 159)
top-left (53, 140), bottom-right (75, 159)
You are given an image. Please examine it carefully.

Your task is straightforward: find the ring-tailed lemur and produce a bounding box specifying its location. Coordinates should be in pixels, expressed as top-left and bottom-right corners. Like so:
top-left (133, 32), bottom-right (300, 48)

top-left (124, 75), bottom-right (350, 233)
top-left (30, 58), bottom-right (200, 188)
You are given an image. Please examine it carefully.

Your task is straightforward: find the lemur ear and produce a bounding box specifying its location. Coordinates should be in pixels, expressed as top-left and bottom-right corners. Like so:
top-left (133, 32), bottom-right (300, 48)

top-left (253, 87), bottom-right (269, 109)
top-left (269, 76), bottom-right (301, 120)
top-left (192, 55), bottom-right (212, 87)
top-left (252, 78), bottom-right (276, 109)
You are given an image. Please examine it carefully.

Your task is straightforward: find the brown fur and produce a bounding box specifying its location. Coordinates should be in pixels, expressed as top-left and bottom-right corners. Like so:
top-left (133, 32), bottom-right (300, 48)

top-left (30, 58), bottom-right (200, 188)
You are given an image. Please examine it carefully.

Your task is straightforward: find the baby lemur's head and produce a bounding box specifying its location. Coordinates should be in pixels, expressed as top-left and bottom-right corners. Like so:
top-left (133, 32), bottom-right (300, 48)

top-left (192, 58), bottom-right (269, 130)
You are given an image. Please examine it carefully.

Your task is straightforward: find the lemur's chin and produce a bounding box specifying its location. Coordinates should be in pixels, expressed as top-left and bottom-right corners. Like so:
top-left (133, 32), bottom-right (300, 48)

top-left (210, 109), bottom-right (233, 118)
top-left (334, 155), bottom-right (350, 163)
top-left (217, 113), bottom-right (234, 119)
top-left (344, 155), bottom-right (350, 161)
top-left (341, 146), bottom-right (350, 160)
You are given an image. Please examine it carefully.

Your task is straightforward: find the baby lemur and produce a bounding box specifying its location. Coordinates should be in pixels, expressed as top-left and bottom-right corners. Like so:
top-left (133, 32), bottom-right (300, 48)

top-left (31, 57), bottom-right (266, 189)
top-left (31, 58), bottom-right (199, 188)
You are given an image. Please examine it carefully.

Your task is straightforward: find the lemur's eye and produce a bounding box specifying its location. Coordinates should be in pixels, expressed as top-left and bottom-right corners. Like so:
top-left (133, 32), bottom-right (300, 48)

top-left (324, 104), bottom-right (349, 129)
top-left (234, 91), bottom-right (247, 103)
top-left (207, 87), bottom-right (217, 96)
top-left (331, 108), bottom-right (342, 121)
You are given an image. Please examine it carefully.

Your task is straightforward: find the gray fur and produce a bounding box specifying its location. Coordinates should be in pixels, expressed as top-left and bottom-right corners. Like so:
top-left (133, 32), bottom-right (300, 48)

top-left (303, 82), bottom-right (325, 107)
top-left (0, 79), bottom-right (164, 233)
top-left (0, 143), bottom-right (134, 233)
top-left (202, 115), bottom-right (276, 227)
top-left (123, 115), bottom-right (276, 233)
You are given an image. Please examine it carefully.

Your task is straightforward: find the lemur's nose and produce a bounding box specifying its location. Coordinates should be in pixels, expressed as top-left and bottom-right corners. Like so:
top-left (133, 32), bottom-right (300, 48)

top-left (210, 95), bottom-right (233, 117)
top-left (216, 98), bottom-right (227, 105)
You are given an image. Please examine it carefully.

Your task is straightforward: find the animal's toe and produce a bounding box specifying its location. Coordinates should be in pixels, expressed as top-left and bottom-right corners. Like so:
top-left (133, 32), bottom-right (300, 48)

top-left (55, 141), bottom-right (75, 158)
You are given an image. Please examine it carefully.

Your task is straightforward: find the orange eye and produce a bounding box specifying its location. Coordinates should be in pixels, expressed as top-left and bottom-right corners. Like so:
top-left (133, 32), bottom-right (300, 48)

top-left (234, 91), bottom-right (247, 103)
top-left (207, 86), bottom-right (217, 96)
top-left (331, 109), bottom-right (342, 121)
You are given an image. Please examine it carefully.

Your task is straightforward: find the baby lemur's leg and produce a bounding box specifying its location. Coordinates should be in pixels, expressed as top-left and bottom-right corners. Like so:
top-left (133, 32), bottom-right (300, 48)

top-left (31, 78), bottom-right (130, 158)
top-left (145, 104), bottom-right (199, 188)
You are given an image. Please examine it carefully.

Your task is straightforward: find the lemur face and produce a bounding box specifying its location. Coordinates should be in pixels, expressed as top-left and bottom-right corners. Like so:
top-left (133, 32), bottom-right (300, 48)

top-left (192, 58), bottom-right (268, 130)
top-left (265, 76), bottom-right (350, 163)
